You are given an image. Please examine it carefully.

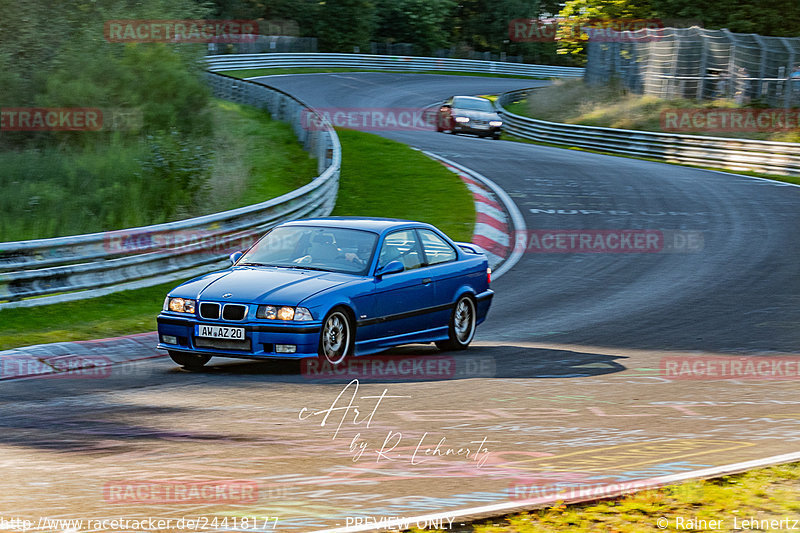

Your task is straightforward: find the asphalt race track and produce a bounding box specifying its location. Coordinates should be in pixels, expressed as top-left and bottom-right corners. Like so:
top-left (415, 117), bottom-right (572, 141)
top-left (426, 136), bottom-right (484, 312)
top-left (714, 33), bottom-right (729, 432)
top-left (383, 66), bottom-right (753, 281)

top-left (1, 73), bottom-right (799, 532)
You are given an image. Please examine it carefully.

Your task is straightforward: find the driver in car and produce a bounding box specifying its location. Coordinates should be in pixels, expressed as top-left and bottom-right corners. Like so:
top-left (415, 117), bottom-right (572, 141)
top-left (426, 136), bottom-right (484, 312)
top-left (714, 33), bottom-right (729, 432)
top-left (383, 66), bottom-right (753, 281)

top-left (293, 232), bottom-right (365, 265)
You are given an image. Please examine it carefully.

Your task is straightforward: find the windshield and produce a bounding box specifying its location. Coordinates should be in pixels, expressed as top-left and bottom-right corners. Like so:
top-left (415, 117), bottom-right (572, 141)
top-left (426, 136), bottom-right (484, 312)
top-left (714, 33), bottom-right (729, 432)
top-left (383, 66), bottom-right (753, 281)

top-left (238, 226), bottom-right (378, 275)
top-left (453, 97), bottom-right (494, 112)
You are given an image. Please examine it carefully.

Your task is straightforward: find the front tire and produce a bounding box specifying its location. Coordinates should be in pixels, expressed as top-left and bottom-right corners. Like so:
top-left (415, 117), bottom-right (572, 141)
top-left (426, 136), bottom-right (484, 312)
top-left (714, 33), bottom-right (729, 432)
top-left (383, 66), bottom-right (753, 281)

top-left (169, 350), bottom-right (211, 371)
top-left (436, 295), bottom-right (477, 351)
top-left (319, 308), bottom-right (353, 366)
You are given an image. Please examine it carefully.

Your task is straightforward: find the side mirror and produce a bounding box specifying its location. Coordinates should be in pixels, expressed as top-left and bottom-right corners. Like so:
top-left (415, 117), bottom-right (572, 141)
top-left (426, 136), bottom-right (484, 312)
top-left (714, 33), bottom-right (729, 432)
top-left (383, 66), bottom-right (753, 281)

top-left (229, 251), bottom-right (243, 265)
top-left (375, 260), bottom-right (404, 278)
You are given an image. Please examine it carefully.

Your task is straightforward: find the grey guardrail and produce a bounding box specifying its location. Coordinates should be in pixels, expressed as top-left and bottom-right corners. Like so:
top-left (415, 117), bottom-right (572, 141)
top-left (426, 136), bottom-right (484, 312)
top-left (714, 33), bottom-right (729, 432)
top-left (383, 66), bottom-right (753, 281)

top-left (497, 88), bottom-right (800, 177)
top-left (0, 72), bottom-right (341, 308)
top-left (205, 52), bottom-right (585, 79)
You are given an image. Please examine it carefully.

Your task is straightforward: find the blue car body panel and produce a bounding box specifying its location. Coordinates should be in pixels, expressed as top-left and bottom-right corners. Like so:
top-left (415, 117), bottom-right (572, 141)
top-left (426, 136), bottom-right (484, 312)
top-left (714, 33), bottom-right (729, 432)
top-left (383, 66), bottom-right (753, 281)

top-left (156, 217), bottom-right (493, 360)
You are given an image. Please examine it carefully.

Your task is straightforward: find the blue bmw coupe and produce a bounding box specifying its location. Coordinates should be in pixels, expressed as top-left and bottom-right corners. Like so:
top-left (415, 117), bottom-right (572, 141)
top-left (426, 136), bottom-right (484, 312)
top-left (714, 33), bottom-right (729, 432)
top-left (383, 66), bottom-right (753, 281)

top-left (157, 217), bottom-right (493, 370)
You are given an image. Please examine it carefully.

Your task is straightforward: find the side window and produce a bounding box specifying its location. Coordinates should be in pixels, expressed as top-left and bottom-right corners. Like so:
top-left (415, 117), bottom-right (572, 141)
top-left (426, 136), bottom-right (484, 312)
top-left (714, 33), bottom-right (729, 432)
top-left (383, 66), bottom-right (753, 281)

top-left (418, 229), bottom-right (457, 265)
top-left (378, 230), bottom-right (424, 271)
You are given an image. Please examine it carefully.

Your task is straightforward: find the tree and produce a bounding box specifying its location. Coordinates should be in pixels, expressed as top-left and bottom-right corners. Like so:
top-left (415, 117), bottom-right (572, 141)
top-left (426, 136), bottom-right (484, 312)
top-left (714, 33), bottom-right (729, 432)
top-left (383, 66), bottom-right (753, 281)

top-left (0, 0), bottom-right (214, 222)
top-left (0, 0), bottom-right (211, 135)
top-left (374, 0), bottom-right (456, 55)
top-left (556, 0), bottom-right (657, 59)
top-left (316, 0), bottom-right (376, 52)
top-left (653, 0), bottom-right (800, 37)
top-left (212, 0), bottom-right (320, 37)
top-left (449, 0), bottom-right (568, 63)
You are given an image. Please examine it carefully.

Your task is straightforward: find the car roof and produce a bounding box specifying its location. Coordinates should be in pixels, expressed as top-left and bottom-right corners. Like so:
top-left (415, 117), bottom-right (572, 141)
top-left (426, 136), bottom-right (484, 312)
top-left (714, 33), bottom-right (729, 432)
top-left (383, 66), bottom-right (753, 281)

top-left (280, 216), bottom-right (432, 234)
top-left (452, 95), bottom-right (490, 102)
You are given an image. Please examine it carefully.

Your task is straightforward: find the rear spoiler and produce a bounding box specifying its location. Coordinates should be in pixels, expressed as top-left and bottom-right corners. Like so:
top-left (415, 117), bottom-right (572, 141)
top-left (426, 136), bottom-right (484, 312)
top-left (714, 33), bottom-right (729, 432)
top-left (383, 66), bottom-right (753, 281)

top-left (455, 242), bottom-right (485, 255)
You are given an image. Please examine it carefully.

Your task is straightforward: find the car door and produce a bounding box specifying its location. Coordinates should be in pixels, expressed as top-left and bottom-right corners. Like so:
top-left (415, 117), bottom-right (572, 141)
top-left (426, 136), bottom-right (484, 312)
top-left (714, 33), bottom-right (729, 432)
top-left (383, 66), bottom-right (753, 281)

top-left (416, 228), bottom-right (461, 327)
top-left (369, 229), bottom-right (435, 341)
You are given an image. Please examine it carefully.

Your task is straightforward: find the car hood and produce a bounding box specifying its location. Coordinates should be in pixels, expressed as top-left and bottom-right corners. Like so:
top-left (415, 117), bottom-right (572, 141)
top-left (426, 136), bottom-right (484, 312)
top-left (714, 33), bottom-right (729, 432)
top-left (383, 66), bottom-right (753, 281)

top-left (451, 108), bottom-right (501, 121)
top-left (175, 267), bottom-right (356, 305)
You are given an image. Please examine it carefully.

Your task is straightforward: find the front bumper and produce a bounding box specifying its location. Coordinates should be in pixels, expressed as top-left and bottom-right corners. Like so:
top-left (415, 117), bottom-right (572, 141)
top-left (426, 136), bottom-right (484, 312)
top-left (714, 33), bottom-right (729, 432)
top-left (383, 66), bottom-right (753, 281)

top-left (453, 123), bottom-right (501, 136)
top-left (156, 314), bottom-right (321, 359)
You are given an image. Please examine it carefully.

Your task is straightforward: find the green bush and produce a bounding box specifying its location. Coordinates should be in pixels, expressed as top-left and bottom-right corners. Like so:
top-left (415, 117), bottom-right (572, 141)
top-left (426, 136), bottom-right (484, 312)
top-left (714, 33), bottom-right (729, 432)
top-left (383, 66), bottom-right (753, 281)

top-left (0, 0), bottom-right (219, 240)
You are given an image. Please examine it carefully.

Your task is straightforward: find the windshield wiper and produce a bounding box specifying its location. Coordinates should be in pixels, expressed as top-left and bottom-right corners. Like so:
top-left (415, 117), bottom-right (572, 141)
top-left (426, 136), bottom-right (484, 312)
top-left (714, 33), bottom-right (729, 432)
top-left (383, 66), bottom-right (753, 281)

top-left (240, 262), bottom-right (332, 272)
top-left (279, 265), bottom-right (330, 272)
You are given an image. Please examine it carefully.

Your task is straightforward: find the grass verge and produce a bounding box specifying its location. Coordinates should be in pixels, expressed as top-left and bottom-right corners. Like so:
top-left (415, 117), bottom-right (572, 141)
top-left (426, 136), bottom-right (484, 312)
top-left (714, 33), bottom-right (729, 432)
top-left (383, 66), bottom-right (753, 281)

top-left (221, 67), bottom-right (547, 80)
top-left (206, 100), bottom-right (317, 212)
top-left (0, 100), bottom-right (317, 241)
top-left (332, 128), bottom-right (474, 241)
top-left (2, 130), bottom-right (474, 350)
top-left (413, 461), bottom-right (800, 532)
top-left (505, 79), bottom-right (800, 143)
top-left (0, 282), bottom-right (175, 350)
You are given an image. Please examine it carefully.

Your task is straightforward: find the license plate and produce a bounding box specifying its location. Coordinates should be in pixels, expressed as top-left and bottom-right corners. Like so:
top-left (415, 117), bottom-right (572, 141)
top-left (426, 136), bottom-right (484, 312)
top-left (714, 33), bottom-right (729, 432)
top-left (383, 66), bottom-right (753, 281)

top-left (195, 324), bottom-right (245, 340)
top-left (475, 124), bottom-right (488, 129)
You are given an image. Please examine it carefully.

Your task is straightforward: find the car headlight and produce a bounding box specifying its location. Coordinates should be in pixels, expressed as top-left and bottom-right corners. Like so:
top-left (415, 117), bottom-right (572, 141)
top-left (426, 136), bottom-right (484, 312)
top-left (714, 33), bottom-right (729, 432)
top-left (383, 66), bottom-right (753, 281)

top-left (489, 120), bottom-right (503, 127)
top-left (257, 305), bottom-right (313, 321)
top-left (454, 116), bottom-right (470, 123)
top-left (257, 305), bottom-right (277, 319)
top-left (277, 306), bottom-right (295, 321)
top-left (167, 297), bottom-right (195, 314)
top-left (294, 307), bottom-right (313, 321)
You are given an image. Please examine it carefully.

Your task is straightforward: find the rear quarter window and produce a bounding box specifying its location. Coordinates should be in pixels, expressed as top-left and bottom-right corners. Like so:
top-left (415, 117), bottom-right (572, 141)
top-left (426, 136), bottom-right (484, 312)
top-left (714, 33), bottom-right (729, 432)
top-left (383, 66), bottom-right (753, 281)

top-left (418, 229), bottom-right (457, 265)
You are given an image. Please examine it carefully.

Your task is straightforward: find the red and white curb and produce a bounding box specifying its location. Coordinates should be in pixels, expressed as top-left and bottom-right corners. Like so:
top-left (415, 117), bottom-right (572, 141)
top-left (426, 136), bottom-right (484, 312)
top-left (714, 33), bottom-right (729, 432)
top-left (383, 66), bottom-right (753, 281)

top-left (443, 163), bottom-right (510, 266)
top-left (423, 151), bottom-right (526, 279)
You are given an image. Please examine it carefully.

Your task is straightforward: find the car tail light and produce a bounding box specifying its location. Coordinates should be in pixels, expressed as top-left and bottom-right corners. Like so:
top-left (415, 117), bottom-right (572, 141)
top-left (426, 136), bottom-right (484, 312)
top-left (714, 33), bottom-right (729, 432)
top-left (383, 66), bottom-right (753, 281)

top-left (487, 267), bottom-right (492, 285)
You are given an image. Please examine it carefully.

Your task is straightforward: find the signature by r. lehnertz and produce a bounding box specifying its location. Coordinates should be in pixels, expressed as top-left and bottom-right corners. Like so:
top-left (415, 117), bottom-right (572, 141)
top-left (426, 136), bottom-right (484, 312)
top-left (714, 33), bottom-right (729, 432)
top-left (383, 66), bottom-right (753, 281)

top-left (299, 379), bottom-right (493, 466)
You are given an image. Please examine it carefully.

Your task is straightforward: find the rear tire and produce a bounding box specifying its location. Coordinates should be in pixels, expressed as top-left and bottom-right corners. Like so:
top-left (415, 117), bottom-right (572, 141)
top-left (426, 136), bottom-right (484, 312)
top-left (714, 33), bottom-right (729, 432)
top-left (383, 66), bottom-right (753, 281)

top-left (318, 308), bottom-right (353, 366)
top-left (169, 350), bottom-right (211, 371)
top-left (435, 295), bottom-right (477, 351)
